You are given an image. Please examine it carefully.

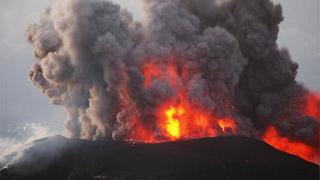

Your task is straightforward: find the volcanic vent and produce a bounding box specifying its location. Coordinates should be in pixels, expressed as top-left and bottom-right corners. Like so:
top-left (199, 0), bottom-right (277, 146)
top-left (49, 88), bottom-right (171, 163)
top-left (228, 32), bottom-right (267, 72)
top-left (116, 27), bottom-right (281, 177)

top-left (26, 0), bottom-right (319, 163)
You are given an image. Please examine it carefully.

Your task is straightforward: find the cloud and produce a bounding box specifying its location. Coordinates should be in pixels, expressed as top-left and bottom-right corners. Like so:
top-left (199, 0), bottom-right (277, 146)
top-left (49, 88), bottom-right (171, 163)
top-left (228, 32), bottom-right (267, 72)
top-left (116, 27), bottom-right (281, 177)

top-left (0, 123), bottom-right (56, 161)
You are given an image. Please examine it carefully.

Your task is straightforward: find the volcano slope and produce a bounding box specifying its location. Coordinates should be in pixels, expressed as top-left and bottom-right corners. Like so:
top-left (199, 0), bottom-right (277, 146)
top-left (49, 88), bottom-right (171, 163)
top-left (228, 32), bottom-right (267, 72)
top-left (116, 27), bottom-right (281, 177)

top-left (0, 136), bottom-right (318, 180)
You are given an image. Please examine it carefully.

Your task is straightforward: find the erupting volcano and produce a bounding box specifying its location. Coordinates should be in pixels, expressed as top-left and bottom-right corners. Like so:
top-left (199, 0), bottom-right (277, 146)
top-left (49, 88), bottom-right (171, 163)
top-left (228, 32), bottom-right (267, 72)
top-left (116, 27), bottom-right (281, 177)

top-left (26, 0), bottom-right (319, 165)
top-left (131, 59), bottom-right (238, 142)
top-left (263, 126), bottom-right (319, 165)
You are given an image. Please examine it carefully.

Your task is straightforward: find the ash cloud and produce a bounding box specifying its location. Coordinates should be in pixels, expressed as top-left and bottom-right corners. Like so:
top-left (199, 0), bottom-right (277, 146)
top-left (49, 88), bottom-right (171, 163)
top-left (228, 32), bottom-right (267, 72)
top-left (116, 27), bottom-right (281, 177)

top-left (26, 0), bottom-right (319, 147)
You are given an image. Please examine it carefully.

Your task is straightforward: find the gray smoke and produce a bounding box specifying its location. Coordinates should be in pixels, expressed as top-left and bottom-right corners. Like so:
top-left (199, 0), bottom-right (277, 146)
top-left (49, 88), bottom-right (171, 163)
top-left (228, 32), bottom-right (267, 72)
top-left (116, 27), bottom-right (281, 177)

top-left (26, 0), bottom-right (319, 148)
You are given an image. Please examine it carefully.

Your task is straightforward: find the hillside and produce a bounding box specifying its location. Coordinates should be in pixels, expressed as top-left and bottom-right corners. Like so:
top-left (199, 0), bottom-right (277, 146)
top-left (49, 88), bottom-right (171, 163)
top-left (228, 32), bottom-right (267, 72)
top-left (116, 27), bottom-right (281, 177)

top-left (0, 136), bottom-right (318, 180)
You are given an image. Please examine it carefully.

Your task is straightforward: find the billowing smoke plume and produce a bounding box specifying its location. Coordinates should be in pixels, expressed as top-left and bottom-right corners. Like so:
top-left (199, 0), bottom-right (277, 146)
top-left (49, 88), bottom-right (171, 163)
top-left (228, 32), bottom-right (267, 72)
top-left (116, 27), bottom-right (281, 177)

top-left (27, 0), bottom-right (319, 150)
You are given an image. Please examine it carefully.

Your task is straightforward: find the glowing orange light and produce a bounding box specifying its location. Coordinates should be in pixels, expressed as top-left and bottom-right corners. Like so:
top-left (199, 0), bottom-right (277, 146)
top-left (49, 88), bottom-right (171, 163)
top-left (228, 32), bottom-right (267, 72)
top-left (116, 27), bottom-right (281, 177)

top-left (263, 126), bottom-right (319, 164)
top-left (218, 117), bottom-right (237, 133)
top-left (137, 59), bottom-right (320, 166)
top-left (165, 107), bottom-right (183, 139)
top-left (304, 92), bottom-right (320, 121)
top-left (155, 92), bottom-right (229, 141)
top-left (128, 117), bottom-right (157, 144)
top-left (135, 59), bottom-right (238, 142)
top-left (142, 63), bottom-right (160, 87)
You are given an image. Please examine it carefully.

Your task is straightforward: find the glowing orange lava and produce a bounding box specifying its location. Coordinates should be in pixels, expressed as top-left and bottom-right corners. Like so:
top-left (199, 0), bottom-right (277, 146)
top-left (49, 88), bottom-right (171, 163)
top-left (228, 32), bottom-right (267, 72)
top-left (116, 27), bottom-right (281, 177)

top-left (156, 93), bottom-right (218, 141)
top-left (137, 58), bottom-right (320, 165)
top-left (142, 60), bottom-right (180, 88)
top-left (263, 126), bottom-right (319, 164)
top-left (142, 63), bottom-right (160, 87)
top-left (218, 117), bottom-right (237, 133)
top-left (165, 106), bottom-right (183, 139)
top-left (304, 92), bottom-right (320, 121)
top-left (138, 58), bottom-right (237, 141)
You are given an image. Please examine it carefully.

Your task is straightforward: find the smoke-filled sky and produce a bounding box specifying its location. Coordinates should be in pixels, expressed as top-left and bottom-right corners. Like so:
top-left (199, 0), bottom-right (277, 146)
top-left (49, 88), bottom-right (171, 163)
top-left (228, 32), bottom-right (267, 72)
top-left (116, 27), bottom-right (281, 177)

top-left (0, 0), bottom-right (319, 143)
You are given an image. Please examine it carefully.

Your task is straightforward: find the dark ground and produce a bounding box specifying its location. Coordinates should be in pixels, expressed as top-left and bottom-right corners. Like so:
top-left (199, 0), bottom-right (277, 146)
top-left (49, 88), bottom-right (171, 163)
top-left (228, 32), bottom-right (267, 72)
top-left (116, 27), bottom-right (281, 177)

top-left (0, 136), bottom-right (319, 180)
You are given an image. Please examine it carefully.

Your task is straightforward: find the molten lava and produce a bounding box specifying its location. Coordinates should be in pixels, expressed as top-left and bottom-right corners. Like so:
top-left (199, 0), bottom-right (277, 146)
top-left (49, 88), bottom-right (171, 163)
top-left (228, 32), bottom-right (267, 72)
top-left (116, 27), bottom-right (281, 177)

top-left (137, 59), bottom-right (320, 165)
top-left (165, 106), bottom-right (182, 139)
top-left (218, 117), bottom-right (237, 133)
top-left (132, 58), bottom-right (239, 142)
top-left (263, 126), bottom-right (319, 164)
top-left (157, 95), bottom-right (218, 141)
top-left (304, 92), bottom-right (320, 121)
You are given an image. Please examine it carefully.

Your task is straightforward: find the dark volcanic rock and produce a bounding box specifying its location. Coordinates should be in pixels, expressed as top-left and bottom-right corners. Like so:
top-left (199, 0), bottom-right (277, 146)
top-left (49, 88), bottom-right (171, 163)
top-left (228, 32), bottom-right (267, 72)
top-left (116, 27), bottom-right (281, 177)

top-left (0, 136), bottom-right (318, 180)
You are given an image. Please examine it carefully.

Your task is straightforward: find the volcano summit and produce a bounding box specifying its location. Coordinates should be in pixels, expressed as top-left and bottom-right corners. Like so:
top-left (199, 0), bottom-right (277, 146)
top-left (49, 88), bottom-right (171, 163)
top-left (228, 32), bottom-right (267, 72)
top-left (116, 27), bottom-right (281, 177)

top-left (25, 0), bottom-right (319, 165)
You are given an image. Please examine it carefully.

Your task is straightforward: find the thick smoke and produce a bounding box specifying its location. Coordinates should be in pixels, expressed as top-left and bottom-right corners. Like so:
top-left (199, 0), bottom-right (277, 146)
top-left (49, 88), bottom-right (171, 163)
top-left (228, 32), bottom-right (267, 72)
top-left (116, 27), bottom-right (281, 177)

top-left (27, 0), bottom-right (319, 147)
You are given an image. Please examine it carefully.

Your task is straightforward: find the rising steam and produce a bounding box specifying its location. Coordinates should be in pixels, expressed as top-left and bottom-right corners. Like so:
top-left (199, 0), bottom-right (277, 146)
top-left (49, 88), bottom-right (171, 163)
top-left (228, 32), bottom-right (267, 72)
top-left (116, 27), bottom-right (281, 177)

top-left (26, 0), bottom-right (319, 163)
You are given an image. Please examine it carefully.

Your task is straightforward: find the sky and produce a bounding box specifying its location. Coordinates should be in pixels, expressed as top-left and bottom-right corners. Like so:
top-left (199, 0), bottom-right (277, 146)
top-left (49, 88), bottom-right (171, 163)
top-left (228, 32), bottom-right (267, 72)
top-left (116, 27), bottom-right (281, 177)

top-left (0, 0), bottom-right (319, 146)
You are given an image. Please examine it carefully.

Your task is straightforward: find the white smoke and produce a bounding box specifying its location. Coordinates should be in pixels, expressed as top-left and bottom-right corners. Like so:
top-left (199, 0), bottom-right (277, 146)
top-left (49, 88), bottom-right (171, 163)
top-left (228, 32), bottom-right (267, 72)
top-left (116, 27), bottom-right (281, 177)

top-left (0, 123), bottom-right (56, 162)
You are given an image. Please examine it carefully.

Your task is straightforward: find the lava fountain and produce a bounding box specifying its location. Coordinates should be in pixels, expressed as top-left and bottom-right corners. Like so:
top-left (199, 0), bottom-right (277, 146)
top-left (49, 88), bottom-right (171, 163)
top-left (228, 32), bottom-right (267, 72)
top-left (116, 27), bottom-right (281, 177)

top-left (130, 59), bottom-right (237, 143)
top-left (263, 126), bottom-right (319, 164)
